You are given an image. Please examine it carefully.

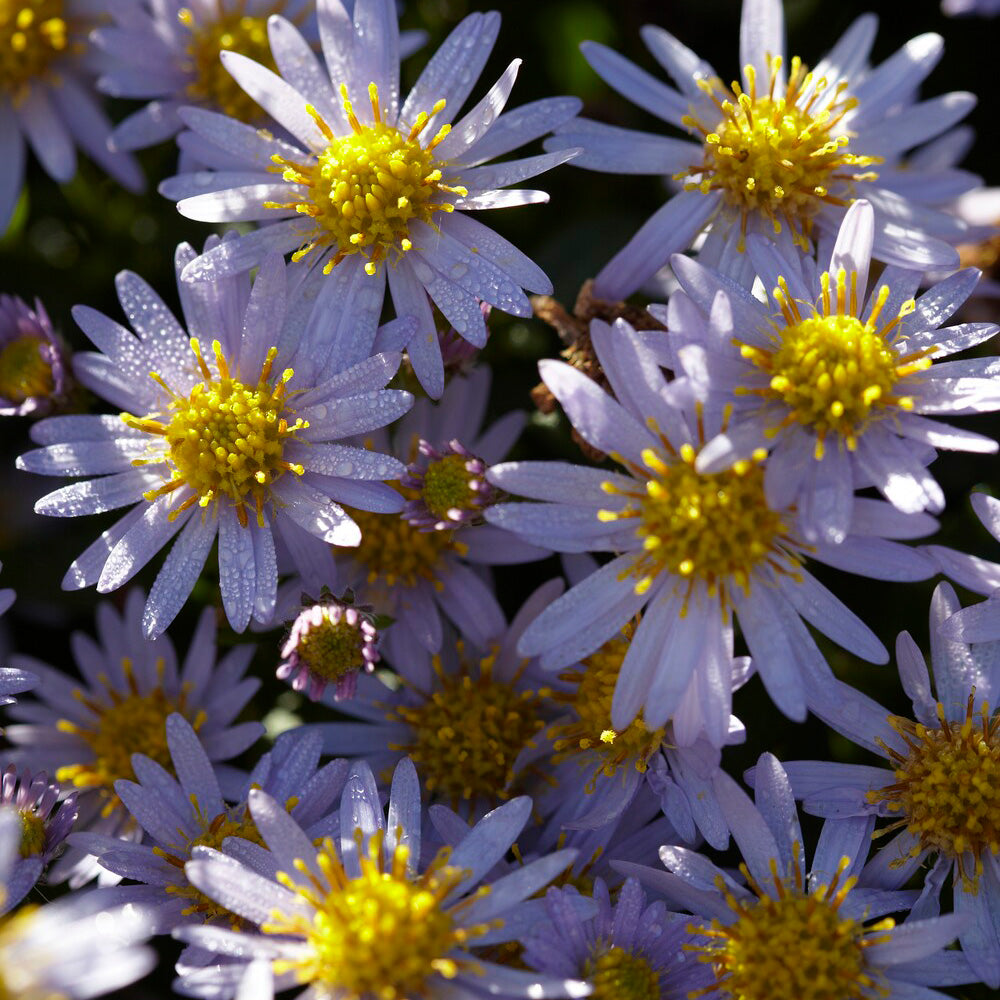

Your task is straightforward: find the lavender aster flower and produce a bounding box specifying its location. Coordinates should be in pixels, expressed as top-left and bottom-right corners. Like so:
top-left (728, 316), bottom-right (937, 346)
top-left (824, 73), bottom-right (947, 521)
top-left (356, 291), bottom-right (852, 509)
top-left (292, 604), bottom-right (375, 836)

top-left (943, 0), bottom-right (1000, 14)
top-left (618, 754), bottom-right (978, 1000)
top-left (523, 878), bottom-right (714, 1000)
top-left (3, 590), bottom-right (262, 885)
top-left (0, 294), bottom-right (70, 416)
top-left (162, 0), bottom-right (580, 396)
top-left (0, 765), bottom-right (77, 910)
top-left (540, 617), bottom-right (747, 846)
top-left (546, 0), bottom-right (978, 295)
top-left (0, 812), bottom-right (157, 999)
top-left (71, 714), bottom-right (348, 934)
top-left (668, 200), bottom-right (1000, 544)
top-left (0, 0), bottom-right (143, 231)
top-left (18, 243), bottom-right (413, 637)
top-left (779, 582), bottom-right (1000, 987)
top-left (314, 363), bottom-right (545, 665)
top-left (277, 594), bottom-right (379, 701)
top-left (176, 759), bottom-right (589, 999)
top-left (312, 580), bottom-right (562, 817)
top-left (402, 437), bottom-right (499, 532)
top-left (486, 318), bottom-right (935, 739)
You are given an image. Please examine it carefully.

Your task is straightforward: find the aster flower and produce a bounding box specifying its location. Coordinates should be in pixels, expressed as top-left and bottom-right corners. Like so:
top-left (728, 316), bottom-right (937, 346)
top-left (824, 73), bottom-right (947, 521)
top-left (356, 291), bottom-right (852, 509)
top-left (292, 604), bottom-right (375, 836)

top-left (18, 242), bottom-right (413, 637)
top-left (0, 765), bottom-right (77, 911)
top-left (3, 590), bottom-right (262, 886)
top-left (546, 0), bottom-right (977, 295)
top-left (535, 604), bottom-right (746, 845)
top-left (277, 593), bottom-right (379, 701)
top-left (617, 754), bottom-right (978, 1000)
top-left (667, 200), bottom-right (1000, 544)
top-left (779, 582), bottom-right (1000, 987)
top-left (161, 0), bottom-right (581, 396)
top-left (96, 0), bottom-right (427, 158)
top-left (0, 294), bottom-right (71, 416)
top-left (175, 758), bottom-right (589, 1000)
top-left (523, 878), bottom-right (714, 1000)
top-left (486, 318), bottom-right (936, 739)
top-left (69, 714), bottom-right (348, 934)
top-left (311, 580), bottom-right (563, 817)
top-left (943, 0), bottom-right (1000, 14)
top-left (307, 363), bottom-right (545, 665)
top-left (0, 812), bottom-right (157, 1000)
top-left (0, 0), bottom-right (143, 232)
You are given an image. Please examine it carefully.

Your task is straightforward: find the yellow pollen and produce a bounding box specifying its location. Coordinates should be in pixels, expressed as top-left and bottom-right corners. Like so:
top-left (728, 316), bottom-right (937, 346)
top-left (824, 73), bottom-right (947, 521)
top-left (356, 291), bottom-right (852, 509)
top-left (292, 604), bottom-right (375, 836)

top-left (868, 692), bottom-right (1000, 891)
top-left (0, 334), bottom-right (54, 403)
top-left (180, 3), bottom-right (283, 122)
top-left (691, 856), bottom-right (893, 1000)
top-left (17, 810), bottom-right (47, 858)
top-left (388, 644), bottom-right (548, 807)
top-left (738, 274), bottom-right (928, 455)
top-left (0, 0), bottom-right (69, 98)
top-left (268, 83), bottom-right (461, 275)
top-left (584, 945), bottom-right (660, 1000)
top-left (264, 831), bottom-right (490, 999)
top-left (602, 439), bottom-right (792, 607)
top-left (156, 801), bottom-right (267, 926)
top-left (53, 658), bottom-right (203, 817)
top-left (678, 56), bottom-right (880, 249)
top-left (348, 484), bottom-right (464, 590)
top-left (421, 454), bottom-right (478, 522)
top-left (121, 340), bottom-right (307, 528)
top-left (549, 623), bottom-right (666, 786)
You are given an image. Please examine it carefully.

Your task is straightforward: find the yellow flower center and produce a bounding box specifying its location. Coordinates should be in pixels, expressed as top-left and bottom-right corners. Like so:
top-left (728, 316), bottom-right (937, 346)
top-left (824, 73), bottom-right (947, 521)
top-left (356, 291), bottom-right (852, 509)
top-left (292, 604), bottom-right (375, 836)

top-left (738, 272), bottom-right (931, 457)
top-left (17, 810), bottom-right (47, 858)
top-left (264, 832), bottom-right (491, 999)
top-left (679, 56), bottom-right (880, 248)
top-left (349, 486), bottom-right (465, 590)
top-left (295, 608), bottom-right (367, 682)
top-left (180, 4), bottom-right (279, 122)
top-left (422, 453), bottom-right (479, 523)
top-left (388, 645), bottom-right (549, 806)
top-left (600, 440), bottom-right (793, 605)
top-left (156, 803), bottom-right (268, 925)
top-left (266, 83), bottom-right (466, 276)
top-left (121, 339), bottom-right (307, 528)
top-left (584, 946), bottom-right (660, 1000)
top-left (868, 693), bottom-right (1000, 891)
top-left (0, 334), bottom-right (54, 403)
top-left (693, 857), bottom-right (892, 1000)
top-left (54, 657), bottom-right (204, 817)
top-left (0, 0), bottom-right (68, 97)
top-left (549, 623), bottom-right (665, 785)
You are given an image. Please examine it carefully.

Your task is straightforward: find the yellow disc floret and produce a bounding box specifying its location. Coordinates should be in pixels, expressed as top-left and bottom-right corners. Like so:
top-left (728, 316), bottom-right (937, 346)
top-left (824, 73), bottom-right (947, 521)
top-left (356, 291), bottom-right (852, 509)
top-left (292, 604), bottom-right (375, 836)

top-left (17, 810), bottom-right (47, 858)
top-left (0, 334), bottom-right (53, 403)
top-left (422, 454), bottom-right (479, 522)
top-left (156, 803), bottom-right (267, 925)
top-left (54, 658), bottom-right (204, 817)
top-left (266, 83), bottom-right (466, 276)
top-left (0, 0), bottom-right (68, 98)
top-left (180, 3), bottom-right (281, 122)
top-left (692, 856), bottom-right (893, 1000)
top-left (738, 271), bottom-right (931, 457)
top-left (549, 623), bottom-right (666, 786)
top-left (349, 485), bottom-right (465, 590)
top-left (388, 644), bottom-right (549, 806)
top-left (679, 56), bottom-right (880, 248)
top-left (122, 339), bottom-right (307, 528)
top-left (264, 832), bottom-right (492, 999)
top-left (600, 435), bottom-right (792, 606)
top-left (868, 692), bottom-right (1000, 891)
top-left (584, 946), bottom-right (660, 1000)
